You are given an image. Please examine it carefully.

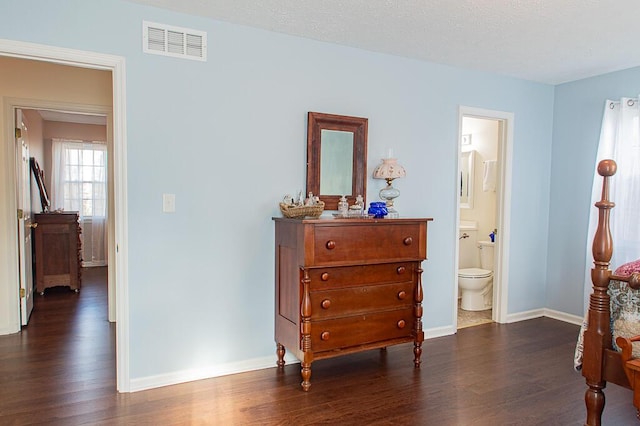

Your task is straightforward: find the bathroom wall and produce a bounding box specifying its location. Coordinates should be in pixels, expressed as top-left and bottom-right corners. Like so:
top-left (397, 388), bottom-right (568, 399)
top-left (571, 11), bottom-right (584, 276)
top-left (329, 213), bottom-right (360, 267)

top-left (460, 117), bottom-right (499, 244)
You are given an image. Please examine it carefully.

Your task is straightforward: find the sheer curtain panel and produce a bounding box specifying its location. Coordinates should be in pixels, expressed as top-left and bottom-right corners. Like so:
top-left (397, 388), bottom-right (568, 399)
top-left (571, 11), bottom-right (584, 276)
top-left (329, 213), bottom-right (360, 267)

top-left (52, 139), bottom-right (108, 267)
top-left (584, 98), bottom-right (640, 309)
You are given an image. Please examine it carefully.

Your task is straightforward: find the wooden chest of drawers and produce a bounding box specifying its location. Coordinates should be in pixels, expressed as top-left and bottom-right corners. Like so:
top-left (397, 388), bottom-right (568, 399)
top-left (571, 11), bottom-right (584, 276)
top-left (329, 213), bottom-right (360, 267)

top-left (34, 212), bottom-right (82, 295)
top-left (273, 217), bottom-right (431, 390)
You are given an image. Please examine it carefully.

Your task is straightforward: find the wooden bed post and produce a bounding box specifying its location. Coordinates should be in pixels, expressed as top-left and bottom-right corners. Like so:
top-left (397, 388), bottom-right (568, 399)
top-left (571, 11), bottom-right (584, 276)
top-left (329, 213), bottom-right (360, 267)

top-left (583, 159), bottom-right (617, 426)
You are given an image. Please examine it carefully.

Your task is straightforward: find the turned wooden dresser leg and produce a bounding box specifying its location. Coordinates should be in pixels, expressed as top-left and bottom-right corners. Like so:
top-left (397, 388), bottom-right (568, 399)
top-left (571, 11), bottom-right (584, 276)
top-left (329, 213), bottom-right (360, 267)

top-left (585, 384), bottom-right (605, 426)
top-left (413, 265), bottom-right (424, 368)
top-left (276, 343), bottom-right (285, 368)
top-left (413, 342), bottom-right (423, 368)
top-left (301, 362), bottom-right (311, 391)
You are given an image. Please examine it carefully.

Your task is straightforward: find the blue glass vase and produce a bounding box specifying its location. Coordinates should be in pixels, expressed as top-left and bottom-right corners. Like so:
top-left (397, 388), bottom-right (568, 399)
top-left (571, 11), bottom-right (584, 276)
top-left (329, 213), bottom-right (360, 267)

top-left (368, 202), bottom-right (388, 218)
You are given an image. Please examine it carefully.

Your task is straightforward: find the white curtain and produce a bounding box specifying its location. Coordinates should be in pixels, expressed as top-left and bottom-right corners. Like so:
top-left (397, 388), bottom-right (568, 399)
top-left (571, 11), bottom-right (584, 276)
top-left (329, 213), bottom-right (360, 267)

top-left (52, 139), bottom-right (108, 267)
top-left (584, 97), bottom-right (640, 309)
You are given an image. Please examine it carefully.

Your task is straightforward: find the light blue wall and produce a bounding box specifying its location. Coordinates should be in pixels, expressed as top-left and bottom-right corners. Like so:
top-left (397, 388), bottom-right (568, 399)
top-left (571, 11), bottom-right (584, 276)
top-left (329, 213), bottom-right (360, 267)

top-left (547, 67), bottom-right (640, 316)
top-left (0, 0), bottom-right (554, 382)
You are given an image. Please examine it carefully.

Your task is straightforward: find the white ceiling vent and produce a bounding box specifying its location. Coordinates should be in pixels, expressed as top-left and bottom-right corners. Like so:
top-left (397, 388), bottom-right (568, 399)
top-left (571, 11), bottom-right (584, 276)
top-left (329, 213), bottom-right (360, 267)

top-left (143, 21), bottom-right (207, 62)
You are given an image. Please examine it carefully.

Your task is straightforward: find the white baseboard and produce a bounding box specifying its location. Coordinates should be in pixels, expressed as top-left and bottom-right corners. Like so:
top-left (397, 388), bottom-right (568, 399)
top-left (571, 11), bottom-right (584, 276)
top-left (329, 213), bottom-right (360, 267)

top-left (543, 308), bottom-right (583, 325)
top-left (505, 308), bottom-right (583, 326)
top-left (505, 308), bottom-right (545, 323)
top-left (129, 355), bottom-right (280, 393)
top-left (0, 324), bottom-right (19, 335)
top-left (424, 324), bottom-right (457, 339)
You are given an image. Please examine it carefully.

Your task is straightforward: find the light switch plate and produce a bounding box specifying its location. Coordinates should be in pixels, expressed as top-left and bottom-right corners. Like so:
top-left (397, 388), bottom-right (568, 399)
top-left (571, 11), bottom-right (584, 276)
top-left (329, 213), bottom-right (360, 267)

top-left (162, 193), bottom-right (176, 213)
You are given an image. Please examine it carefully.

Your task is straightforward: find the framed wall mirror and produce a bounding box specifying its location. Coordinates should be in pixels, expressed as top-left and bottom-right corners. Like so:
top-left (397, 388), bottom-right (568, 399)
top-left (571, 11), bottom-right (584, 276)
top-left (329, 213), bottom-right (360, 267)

top-left (306, 112), bottom-right (368, 209)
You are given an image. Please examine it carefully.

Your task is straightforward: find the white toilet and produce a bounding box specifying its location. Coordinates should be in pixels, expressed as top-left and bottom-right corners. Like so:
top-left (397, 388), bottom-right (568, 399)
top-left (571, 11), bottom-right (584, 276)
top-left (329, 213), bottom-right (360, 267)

top-left (458, 226), bottom-right (495, 311)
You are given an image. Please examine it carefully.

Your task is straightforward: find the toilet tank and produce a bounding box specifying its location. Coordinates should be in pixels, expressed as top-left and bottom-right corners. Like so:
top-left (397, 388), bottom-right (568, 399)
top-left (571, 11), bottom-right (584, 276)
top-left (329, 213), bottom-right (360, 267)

top-left (459, 229), bottom-right (479, 268)
top-left (478, 241), bottom-right (495, 270)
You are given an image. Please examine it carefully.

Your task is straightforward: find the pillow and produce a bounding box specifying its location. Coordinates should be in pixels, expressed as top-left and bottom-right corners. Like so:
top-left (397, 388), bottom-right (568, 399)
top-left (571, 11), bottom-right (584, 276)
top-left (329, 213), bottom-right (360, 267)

top-left (614, 258), bottom-right (640, 277)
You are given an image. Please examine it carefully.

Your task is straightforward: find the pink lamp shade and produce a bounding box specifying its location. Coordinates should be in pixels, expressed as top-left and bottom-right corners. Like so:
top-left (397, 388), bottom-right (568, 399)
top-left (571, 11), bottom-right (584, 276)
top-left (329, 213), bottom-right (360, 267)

top-left (373, 158), bottom-right (406, 181)
top-left (373, 158), bottom-right (406, 215)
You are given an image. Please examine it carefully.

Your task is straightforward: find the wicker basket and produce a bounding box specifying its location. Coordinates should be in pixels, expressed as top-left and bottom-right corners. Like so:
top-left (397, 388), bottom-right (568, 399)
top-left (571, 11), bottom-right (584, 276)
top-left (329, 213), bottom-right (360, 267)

top-left (279, 201), bottom-right (325, 219)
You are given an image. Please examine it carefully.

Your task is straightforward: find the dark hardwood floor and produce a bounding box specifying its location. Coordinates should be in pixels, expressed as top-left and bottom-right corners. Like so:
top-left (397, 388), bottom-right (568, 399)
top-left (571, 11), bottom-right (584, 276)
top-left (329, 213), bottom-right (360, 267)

top-left (0, 267), bottom-right (637, 425)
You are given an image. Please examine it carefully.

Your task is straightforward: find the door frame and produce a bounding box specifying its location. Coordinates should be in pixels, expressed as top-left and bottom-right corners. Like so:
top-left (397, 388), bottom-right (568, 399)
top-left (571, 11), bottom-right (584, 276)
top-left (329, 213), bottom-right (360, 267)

top-left (11, 102), bottom-right (113, 311)
top-left (0, 39), bottom-right (130, 392)
top-left (16, 109), bottom-right (34, 325)
top-left (455, 106), bottom-right (514, 325)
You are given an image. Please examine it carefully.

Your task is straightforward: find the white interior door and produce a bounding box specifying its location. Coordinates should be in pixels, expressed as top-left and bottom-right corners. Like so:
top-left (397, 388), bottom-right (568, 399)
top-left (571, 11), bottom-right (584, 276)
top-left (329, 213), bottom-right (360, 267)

top-left (16, 109), bottom-right (34, 326)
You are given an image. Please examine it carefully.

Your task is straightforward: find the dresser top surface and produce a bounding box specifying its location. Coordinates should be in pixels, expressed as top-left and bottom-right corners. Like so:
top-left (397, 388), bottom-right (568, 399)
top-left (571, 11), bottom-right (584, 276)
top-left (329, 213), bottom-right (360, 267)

top-left (35, 211), bottom-right (79, 216)
top-left (34, 212), bottom-right (80, 223)
top-left (273, 217), bottom-right (433, 224)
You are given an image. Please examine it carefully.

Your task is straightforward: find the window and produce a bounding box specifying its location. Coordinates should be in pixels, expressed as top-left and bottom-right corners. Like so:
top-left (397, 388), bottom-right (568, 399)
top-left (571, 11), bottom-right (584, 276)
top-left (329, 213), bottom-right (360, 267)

top-left (55, 141), bottom-right (107, 217)
top-left (52, 139), bottom-right (108, 267)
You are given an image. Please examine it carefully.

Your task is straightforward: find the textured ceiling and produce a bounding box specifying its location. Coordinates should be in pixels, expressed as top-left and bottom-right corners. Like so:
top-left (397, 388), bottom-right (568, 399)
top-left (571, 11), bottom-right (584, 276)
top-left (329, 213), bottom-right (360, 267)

top-left (126, 0), bottom-right (640, 84)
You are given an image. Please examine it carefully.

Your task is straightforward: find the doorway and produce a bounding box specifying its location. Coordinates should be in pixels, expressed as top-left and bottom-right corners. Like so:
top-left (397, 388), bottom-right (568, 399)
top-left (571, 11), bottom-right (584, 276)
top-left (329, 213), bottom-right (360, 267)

top-left (455, 106), bottom-right (514, 328)
top-left (0, 40), bottom-right (129, 392)
top-left (17, 107), bottom-right (110, 319)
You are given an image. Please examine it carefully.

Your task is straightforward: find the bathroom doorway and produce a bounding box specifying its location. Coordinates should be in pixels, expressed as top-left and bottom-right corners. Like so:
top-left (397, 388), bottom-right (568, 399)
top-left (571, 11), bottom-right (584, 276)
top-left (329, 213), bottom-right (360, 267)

top-left (456, 107), bottom-right (514, 329)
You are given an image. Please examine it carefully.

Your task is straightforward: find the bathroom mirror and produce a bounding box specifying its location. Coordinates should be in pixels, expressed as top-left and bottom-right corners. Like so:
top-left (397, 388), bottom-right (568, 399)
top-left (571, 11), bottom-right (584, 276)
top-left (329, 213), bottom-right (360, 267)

top-left (306, 112), bottom-right (368, 208)
top-left (460, 150), bottom-right (475, 209)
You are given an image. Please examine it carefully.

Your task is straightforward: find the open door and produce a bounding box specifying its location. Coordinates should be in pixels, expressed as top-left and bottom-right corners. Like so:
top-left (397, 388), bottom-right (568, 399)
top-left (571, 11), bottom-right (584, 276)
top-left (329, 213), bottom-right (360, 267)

top-left (16, 109), bottom-right (35, 326)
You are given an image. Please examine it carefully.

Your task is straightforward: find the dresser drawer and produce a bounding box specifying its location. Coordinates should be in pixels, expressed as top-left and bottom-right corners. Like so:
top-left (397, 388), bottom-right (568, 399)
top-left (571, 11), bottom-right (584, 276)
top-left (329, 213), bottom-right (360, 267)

top-left (310, 282), bottom-right (414, 320)
top-left (312, 223), bottom-right (423, 265)
top-left (311, 308), bottom-right (414, 352)
top-left (307, 262), bottom-right (413, 291)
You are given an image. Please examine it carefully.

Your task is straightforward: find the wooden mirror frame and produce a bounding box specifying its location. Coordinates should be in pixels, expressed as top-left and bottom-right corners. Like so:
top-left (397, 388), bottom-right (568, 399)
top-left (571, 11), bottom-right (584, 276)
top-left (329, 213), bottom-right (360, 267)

top-left (306, 112), bottom-right (368, 209)
top-left (30, 157), bottom-right (50, 212)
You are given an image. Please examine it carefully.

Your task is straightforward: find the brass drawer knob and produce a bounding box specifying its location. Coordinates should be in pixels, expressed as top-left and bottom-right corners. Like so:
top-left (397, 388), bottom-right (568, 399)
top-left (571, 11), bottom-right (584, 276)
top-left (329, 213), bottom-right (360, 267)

top-left (321, 299), bottom-right (331, 309)
top-left (321, 272), bottom-right (330, 281)
top-left (321, 331), bottom-right (330, 341)
top-left (403, 236), bottom-right (413, 246)
top-left (326, 240), bottom-right (336, 250)
top-left (396, 266), bottom-right (406, 274)
top-left (397, 291), bottom-right (406, 300)
top-left (397, 320), bottom-right (406, 329)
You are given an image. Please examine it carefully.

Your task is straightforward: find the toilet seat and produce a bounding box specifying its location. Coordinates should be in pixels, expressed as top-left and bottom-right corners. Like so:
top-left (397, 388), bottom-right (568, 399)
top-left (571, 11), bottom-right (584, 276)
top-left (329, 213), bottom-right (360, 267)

top-left (458, 267), bottom-right (492, 278)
